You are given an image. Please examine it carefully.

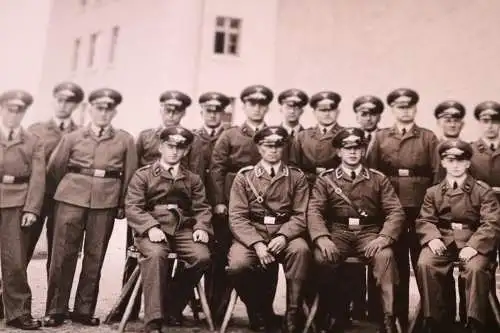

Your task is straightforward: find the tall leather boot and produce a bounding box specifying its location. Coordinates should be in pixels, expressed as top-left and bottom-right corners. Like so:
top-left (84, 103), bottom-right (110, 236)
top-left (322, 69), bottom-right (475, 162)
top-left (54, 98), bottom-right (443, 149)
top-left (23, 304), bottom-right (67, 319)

top-left (378, 314), bottom-right (397, 333)
top-left (230, 272), bottom-right (265, 331)
top-left (284, 279), bottom-right (304, 333)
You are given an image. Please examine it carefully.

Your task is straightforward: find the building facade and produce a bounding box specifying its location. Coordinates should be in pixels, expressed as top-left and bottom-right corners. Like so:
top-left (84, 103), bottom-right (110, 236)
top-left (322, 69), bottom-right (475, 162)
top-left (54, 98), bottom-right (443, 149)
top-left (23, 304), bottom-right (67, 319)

top-left (37, 0), bottom-right (500, 139)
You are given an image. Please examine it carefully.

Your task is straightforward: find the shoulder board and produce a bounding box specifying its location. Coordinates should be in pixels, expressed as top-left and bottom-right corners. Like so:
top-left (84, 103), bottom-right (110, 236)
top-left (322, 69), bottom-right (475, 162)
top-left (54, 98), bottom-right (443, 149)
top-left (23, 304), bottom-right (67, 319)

top-left (137, 164), bottom-right (152, 172)
top-left (192, 128), bottom-right (202, 134)
top-left (319, 168), bottom-right (335, 176)
top-left (475, 180), bottom-right (491, 189)
top-left (369, 168), bottom-right (385, 176)
top-left (288, 165), bottom-right (305, 175)
top-left (139, 128), bottom-right (156, 135)
top-left (237, 165), bottom-right (254, 174)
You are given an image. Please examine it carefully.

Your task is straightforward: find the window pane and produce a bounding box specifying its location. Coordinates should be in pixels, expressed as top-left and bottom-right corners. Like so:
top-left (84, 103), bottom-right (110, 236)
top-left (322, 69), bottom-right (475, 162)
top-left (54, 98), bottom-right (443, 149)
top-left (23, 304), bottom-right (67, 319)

top-left (214, 31), bottom-right (225, 54)
top-left (215, 16), bottom-right (225, 27)
top-left (109, 26), bottom-right (119, 63)
top-left (72, 38), bottom-right (81, 71)
top-left (88, 32), bottom-right (99, 67)
top-left (229, 18), bottom-right (240, 29)
top-left (228, 33), bottom-right (238, 54)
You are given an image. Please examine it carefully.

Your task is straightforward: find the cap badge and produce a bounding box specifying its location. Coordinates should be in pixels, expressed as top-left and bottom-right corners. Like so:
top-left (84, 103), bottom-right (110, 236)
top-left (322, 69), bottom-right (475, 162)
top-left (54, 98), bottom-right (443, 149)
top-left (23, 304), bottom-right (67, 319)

top-left (170, 134), bottom-right (187, 144)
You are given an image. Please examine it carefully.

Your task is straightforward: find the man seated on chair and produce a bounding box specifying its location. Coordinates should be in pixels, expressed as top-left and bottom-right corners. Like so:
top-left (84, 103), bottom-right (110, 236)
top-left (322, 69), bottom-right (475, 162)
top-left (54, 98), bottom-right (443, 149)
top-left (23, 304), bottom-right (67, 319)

top-left (307, 127), bottom-right (404, 333)
top-left (228, 126), bottom-right (311, 333)
top-left (415, 139), bottom-right (500, 333)
top-left (125, 126), bottom-right (213, 333)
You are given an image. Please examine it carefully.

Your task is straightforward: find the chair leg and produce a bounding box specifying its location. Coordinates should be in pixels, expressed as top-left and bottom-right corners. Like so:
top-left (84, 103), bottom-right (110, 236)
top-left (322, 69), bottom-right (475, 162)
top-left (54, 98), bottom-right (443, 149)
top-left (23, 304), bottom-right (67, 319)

top-left (303, 293), bottom-right (319, 333)
top-left (302, 302), bottom-right (317, 333)
top-left (488, 290), bottom-right (500, 325)
top-left (197, 279), bottom-right (215, 331)
top-left (118, 273), bottom-right (143, 333)
top-left (104, 265), bottom-right (141, 324)
top-left (408, 300), bottom-right (421, 333)
top-left (219, 289), bottom-right (238, 333)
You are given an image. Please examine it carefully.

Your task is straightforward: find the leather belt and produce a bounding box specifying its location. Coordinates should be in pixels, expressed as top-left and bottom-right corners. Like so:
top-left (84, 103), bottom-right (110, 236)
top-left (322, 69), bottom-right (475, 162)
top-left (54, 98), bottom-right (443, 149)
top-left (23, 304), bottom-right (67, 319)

top-left (333, 216), bottom-right (379, 227)
top-left (437, 220), bottom-right (476, 231)
top-left (67, 166), bottom-right (122, 178)
top-left (249, 213), bottom-right (290, 225)
top-left (492, 187), bottom-right (500, 194)
top-left (382, 166), bottom-right (433, 178)
top-left (0, 175), bottom-right (30, 184)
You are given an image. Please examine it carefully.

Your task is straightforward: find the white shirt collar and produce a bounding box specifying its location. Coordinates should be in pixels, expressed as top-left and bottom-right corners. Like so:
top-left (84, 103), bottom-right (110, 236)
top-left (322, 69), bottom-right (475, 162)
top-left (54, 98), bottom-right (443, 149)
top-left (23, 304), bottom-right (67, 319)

top-left (281, 123), bottom-right (302, 135)
top-left (446, 174), bottom-right (467, 188)
top-left (318, 124), bottom-right (334, 133)
top-left (246, 122), bottom-right (264, 132)
top-left (481, 137), bottom-right (500, 149)
top-left (90, 123), bottom-right (110, 136)
top-left (204, 125), bottom-right (222, 135)
top-left (341, 164), bottom-right (363, 177)
top-left (159, 161), bottom-right (180, 177)
top-left (396, 123), bottom-right (414, 134)
top-left (54, 117), bottom-right (72, 129)
top-left (260, 160), bottom-right (282, 176)
top-left (0, 123), bottom-right (20, 139)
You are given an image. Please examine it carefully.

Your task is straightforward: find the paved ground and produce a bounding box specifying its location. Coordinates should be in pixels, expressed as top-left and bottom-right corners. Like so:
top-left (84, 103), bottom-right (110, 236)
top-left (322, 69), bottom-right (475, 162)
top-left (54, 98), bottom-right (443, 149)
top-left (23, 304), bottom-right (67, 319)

top-left (0, 220), bottom-right (495, 332)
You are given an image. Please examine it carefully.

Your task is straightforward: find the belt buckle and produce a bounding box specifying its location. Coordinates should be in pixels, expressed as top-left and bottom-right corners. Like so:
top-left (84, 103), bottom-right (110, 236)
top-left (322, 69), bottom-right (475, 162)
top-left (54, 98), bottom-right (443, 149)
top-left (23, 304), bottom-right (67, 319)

top-left (451, 223), bottom-right (463, 230)
top-left (93, 169), bottom-right (106, 177)
top-left (316, 167), bottom-right (326, 175)
top-left (264, 216), bottom-right (276, 225)
top-left (166, 204), bottom-right (178, 210)
top-left (348, 218), bottom-right (360, 226)
top-left (398, 169), bottom-right (410, 177)
top-left (1, 175), bottom-right (14, 184)
top-left (492, 187), bottom-right (500, 194)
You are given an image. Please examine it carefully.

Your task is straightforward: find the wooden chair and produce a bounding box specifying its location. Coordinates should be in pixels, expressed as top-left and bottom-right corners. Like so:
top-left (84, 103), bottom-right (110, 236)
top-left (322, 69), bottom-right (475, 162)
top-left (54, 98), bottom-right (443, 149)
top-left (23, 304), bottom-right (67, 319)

top-left (408, 261), bottom-right (500, 333)
top-left (104, 246), bottom-right (215, 332)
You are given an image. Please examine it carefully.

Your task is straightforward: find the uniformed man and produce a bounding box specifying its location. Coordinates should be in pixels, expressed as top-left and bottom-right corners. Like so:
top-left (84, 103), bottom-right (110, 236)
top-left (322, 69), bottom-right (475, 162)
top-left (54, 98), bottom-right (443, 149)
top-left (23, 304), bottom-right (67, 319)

top-left (211, 84), bottom-right (281, 329)
top-left (119, 90), bottom-right (205, 322)
top-left (353, 95), bottom-right (384, 156)
top-left (416, 139), bottom-right (500, 333)
top-left (308, 128), bottom-right (404, 333)
top-left (367, 88), bottom-right (440, 330)
top-left (126, 126), bottom-right (212, 333)
top-left (469, 101), bottom-right (500, 264)
top-left (26, 81), bottom-right (84, 270)
top-left (289, 91), bottom-right (344, 186)
top-left (193, 92), bottom-right (233, 323)
top-left (228, 126), bottom-right (311, 333)
top-left (43, 88), bottom-right (137, 327)
top-left (277, 89), bottom-right (308, 164)
top-left (0, 90), bottom-right (45, 330)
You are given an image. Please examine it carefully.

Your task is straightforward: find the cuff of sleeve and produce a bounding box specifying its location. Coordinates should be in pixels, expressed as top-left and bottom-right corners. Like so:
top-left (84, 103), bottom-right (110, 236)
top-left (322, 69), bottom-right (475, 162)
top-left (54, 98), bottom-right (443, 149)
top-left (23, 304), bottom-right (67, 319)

top-left (22, 207), bottom-right (40, 217)
top-left (312, 233), bottom-right (331, 244)
top-left (135, 221), bottom-right (161, 236)
top-left (420, 233), bottom-right (442, 247)
top-left (379, 234), bottom-right (395, 244)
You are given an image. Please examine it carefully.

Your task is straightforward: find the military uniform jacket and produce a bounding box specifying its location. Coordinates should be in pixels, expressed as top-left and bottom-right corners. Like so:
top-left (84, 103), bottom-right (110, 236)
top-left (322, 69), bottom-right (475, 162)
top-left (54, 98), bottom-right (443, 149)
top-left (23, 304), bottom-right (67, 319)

top-left (47, 125), bottom-right (137, 209)
top-left (415, 176), bottom-right (500, 255)
top-left (470, 139), bottom-right (500, 197)
top-left (366, 125), bottom-right (439, 207)
top-left (288, 124), bottom-right (343, 184)
top-left (28, 119), bottom-right (78, 195)
top-left (229, 163), bottom-right (310, 248)
top-left (210, 123), bottom-right (264, 205)
top-left (0, 128), bottom-right (45, 215)
top-left (193, 125), bottom-right (228, 206)
top-left (307, 167), bottom-right (405, 242)
top-left (125, 162), bottom-right (213, 237)
top-left (280, 124), bottom-right (304, 165)
top-left (136, 127), bottom-right (205, 177)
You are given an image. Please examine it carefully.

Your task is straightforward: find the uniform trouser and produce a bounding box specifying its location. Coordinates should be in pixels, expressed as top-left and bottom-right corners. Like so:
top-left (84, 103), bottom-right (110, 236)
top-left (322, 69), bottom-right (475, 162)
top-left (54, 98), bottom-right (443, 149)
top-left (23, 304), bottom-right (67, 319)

top-left (313, 226), bottom-right (398, 317)
top-left (205, 215), bottom-right (233, 323)
top-left (25, 195), bottom-right (55, 273)
top-left (46, 202), bottom-right (115, 316)
top-left (394, 207), bottom-right (421, 328)
top-left (417, 246), bottom-right (494, 325)
top-left (227, 238), bottom-right (310, 318)
top-left (135, 227), bottom-right (211, 324)
top-left (0, 207), bottom-right (33, 321)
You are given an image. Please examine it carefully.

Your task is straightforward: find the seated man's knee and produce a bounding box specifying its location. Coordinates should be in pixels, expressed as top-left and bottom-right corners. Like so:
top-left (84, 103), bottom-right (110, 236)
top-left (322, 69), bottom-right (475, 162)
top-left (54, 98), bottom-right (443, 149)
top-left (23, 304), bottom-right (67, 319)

top-left (416, 247), bottom-right (435, 272)
top-left (191, 246), bottom-right (211, 269)
top-left (288, 238), bottom-right (311, 258)
top-left (227, 246), bottom-right (255, 276)
top-left (140, 242), bottom-right (170, 261)
top-left (464, 256), bottom-right (490, 276)
top-left (373, 247), bottom-right (395, 263)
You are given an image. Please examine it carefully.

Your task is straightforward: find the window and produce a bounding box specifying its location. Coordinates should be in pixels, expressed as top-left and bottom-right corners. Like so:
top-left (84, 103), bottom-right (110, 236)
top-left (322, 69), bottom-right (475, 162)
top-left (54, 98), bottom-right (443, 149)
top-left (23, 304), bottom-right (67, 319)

top-left (88, 32), bottom-right (100, 68)
top-left (213, 17), bottom-right (241, 55)
top-left (108, 26), bottom-right (120, 63)
top-left (71, 38), bottom-right (81, 71)
top-left (222, 97), bottom-right (235, 124)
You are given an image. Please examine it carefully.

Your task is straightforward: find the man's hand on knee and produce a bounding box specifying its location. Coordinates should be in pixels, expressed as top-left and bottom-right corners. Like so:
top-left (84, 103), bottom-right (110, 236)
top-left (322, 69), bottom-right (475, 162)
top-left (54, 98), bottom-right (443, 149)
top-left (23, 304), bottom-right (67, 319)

top-left (267, 235), bottom-right (287, 256)
top-left (315, 236), bottom-right (340, 262)
top-left (459, 246), bottom-right (478, 262)
top-left (427, 238), bottom-right (447, 256)
top-left (148, 227), bottom-right (166, 243)
top-left (193, 229), bottom-right (209, 244)
top-left (364, 236), bottom-right (391, 258)
top-left (253, 242), bottom-right (276, 268)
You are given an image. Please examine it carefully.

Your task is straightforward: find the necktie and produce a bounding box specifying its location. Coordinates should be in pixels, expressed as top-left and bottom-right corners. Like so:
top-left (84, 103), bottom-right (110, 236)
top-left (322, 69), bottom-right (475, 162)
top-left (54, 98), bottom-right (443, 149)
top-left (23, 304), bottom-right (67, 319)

top-left (322, 128), bottom-right (327, 135)
top-left (491, 143), bottom-right (496, 151)
top-left (167, 167), bottom-right (174, 177)
top-left (98, 127), bottom-right (104, 137)
top-left (401, 128), bottom-right (407, 136)
top-left (366, 133), bottom-right (372, 142)
top-left (453, 181), bottom-right (458, 190)
top-left (290, 130), bottom-right (295, 137)
top-left (59, 122), bottom-right (65, 131)
top-left (210, 129), bottom-right (215, 137)
top-left (350, 170), bottom-right (356, 180)
top-left (7, 130), bottom-right (13, 141)
top-left (270, 167), bottom-right (276, 178)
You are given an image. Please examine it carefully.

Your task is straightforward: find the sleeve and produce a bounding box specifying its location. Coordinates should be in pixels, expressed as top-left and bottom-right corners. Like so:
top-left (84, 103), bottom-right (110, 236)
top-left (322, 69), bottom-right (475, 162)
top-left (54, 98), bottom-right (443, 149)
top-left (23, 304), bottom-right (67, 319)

top-left (378, 175), bottom-right (405, 241)
top-left (47, 134), bottom-right (72, 189)
top-left (191, 174), bottom-right (214, 236)
top-left (415, 188), bottom-right (443, 246)
top-left (307, 176), bottom-right (332, 242)
top-left (467, 187), bottom-right (500, 254)
top-left (228, 173), bottom-right (265, 248)
top-left (210, 132), bottom-right (231, 205)
top-left (287, 135), bottom-right (301, 168)
top-left (365, 132), bottom-right (380, 169)
top-left (23, 139), bottom-right (46, 215)
top-left (125, 171), bottom-right (160, 235)
top-left (277, 172), bottom-right (309, 240)
top-left (136, 132), bottom-right (145, 167)
top-left (119, 135), bottom-right (138, 208)
top-left (428, 132), bottom-right (440, 184)
top-left (184, 135), bottom-right (206, 178)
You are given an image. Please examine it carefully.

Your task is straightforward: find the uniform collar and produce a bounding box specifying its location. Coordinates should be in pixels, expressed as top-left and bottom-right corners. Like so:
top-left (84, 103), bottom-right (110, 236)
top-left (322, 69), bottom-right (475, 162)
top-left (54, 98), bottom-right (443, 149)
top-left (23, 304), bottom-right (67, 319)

top-left (441, 174), bottom-right (474, 193)
top-left (159, 161), bottom-right (180, 177)
top-left (90, 123), bottom-right (111, 137)
top-left (281, 123), bottom-right (303, 135)
top-left (255, 161), bottom-right (288, 178)
top-left (204, 124), bottom-right (223, 136)
top-left (395, 123), bottom-right (415, 135)
top-left (260, 160), bottom-right (282, 176)
top-left (245, 122), bottom-right (265, 132)
top-left (0, 123), bottom-right (21, 140)
top-left (446, 174), bottom-right (467, 189)
top-left (335, 165), bottom-right (370, 179)
top-left (53, 117), bottom-right (73, 129)
top-left (318, 123), bottom-right (335, 134)
top-left (480, 137), bottom-right (500, 150)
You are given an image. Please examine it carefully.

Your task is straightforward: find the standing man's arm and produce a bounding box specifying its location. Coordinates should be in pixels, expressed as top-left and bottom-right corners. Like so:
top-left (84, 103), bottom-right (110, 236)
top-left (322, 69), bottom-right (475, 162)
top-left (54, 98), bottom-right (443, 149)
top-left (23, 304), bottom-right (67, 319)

top-left (210, 132), bottom-right (230, 206)
top-left (191, 174), bottom-right (213, 237)
top-left (24, 139), bottom-right (46, 217)
top-left (47, 135), bottom-right (73, 189)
